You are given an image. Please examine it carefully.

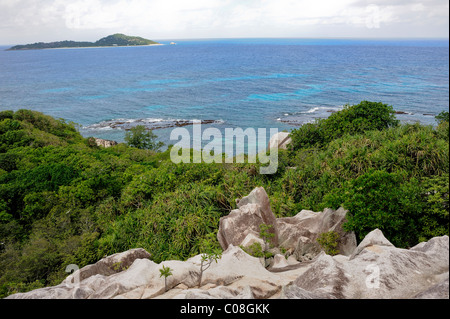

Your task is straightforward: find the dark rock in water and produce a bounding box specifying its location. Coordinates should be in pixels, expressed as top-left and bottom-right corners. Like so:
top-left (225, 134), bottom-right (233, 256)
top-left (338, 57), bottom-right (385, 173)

top-left (278, 119), bottom-right (302, 126)
top-left (395, 111), bottom-right (412, 115)
top-left (87, 119), bottom-right (223, 131)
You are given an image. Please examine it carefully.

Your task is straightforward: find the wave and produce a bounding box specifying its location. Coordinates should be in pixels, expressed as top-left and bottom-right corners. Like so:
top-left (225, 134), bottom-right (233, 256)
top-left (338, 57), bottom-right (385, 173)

top-left (276, 105), bottom-right (345, 126)
top-left (301, 106), bottom-right (344, 114)
top-left (85, 118), bottom-right (225, 130)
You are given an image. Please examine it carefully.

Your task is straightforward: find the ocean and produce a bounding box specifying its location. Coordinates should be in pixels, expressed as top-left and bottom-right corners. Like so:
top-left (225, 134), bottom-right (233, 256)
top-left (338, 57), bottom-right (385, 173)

top-left (0, 38), bottom-right (448, 151)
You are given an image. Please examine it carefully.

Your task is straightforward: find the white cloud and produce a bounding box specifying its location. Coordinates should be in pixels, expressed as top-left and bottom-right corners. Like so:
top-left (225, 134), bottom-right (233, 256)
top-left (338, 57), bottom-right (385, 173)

top-left (60, 0), bottom-right (226, 31)
top-left (0, 0), bottom-right (448, 43)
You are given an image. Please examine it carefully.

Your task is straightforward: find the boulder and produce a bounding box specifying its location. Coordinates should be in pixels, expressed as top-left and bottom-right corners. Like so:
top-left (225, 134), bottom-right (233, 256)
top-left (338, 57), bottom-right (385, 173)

top-left (294, 236), bottom-right (322, 262)
top-left (413, 273), bottom-right (449, 299)
top-left (5, 231), bottom-right (449, 299)
top-left (271, 254), bottom-right (289, 269)
top-left (281, 284), bottom-right (334, 299)
top-left (217, 187), bottom-right (278, 250)
top-left (217, 187), bottom-right (356, 262)
top-left (240, 231), bottom-right (265, 250)
top-left (63, 248), bottom-right (151, 285)
top-left (349, 228), bottom-right (393, 260)
top-left (277, 207), bottom-right (357, 259)
top-left (4, 188), bottom-right (448, 300)
top-left (290, 229), bottom-right (450, 299)
top-left (293, 252), bottom-right (348, 298)
top-left (268, 132), bottom-right (292, 150)
top-left (93, 138), bottom-right (118, 148)
top-left (236, 187), bottom-right (278, 230)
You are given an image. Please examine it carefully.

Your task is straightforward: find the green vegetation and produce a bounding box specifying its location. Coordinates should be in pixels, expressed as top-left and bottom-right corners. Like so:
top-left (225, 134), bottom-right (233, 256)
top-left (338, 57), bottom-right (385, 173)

top-left (0, 102), bottom-right (448, 298)
top-left (7, 34), bottom-right (159, 51)
top-left (124, 125), bottom-right (164, 151)
top-left (197, 234), bottom-right (222, 287)
top-left (259, 223), bottom-right (275, 249)
top-left (94, 34), bottom-right (158, 46)
top-left (240, 224), bottom-right (276, 261)
top-left (240, 242), bottom-right (266, 258)
top-left (435, 111), bottom-right (449, 125)
top-left (317, 231), bottom-right (340, 256)
top-left (289, 101), bottom-right (399, 150)
top-left (159, 265), bottom-right (173, 292)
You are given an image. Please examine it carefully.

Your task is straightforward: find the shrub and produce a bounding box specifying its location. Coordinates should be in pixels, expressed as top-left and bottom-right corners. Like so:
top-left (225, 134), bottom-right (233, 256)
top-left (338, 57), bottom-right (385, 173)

top-left (159, 265), bottom-right (173, 292)
top-left (290, 101), bottom-right (399, 150)
top-left (317, 231), bottom-right (340, 256)
top-left (259, 223), bottom-right (275, 248)
top-left (197, 233), bottom-right (221, 287)
top-left (418, 173), bottom-right (449, 241)
top-left (323, 170), bottom-right (422, 248)
top-left (436, 111), bottom-right (449, 141)
top-left (240, 242), bottom-right (265, 258)
top-left (321, 101), bottom-right (399, 141)
top-left (124, 125), bottom-right (164, 151)
top-left (0, 110), bottom-right (14, 121)
top-left (288, 121), bottom-right (324, 150)
top-left (0, 108), bottom-right (448, 298)
top-left (12, 109), bottom-right (80, 142)
top-left (435, 111), bottom-right (449, 125)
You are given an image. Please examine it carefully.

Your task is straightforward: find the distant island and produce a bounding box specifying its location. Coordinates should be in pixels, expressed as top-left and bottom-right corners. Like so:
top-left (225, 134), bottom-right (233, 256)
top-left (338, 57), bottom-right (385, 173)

top-left (7, 33), bottom-right (160, 51)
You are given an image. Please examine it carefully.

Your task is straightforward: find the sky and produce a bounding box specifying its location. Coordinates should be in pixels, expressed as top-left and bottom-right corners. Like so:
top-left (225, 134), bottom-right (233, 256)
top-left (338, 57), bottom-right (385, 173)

top-left (0, 0), bottom-right (448, 44)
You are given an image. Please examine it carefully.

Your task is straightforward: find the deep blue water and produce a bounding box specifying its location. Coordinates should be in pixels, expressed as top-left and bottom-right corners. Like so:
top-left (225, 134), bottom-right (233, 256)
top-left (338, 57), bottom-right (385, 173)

top-left (0, 38), bottom-right (448, 150)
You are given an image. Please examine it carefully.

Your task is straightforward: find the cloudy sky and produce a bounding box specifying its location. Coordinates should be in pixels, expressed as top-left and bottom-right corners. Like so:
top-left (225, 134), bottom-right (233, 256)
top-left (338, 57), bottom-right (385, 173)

top-left (0, 0), bottom-right (448, 44)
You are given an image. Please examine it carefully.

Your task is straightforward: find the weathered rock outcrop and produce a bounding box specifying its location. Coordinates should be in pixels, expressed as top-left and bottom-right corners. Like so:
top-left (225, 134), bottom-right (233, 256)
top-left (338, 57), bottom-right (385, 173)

top-left (284, 229), bottom-right (449, 299)
top-left (277, 207), bottom-right (357, 261)
top-left (217, 187), bottom-right (357, 262)
top-left (65, 248), bottom-right (151, 284)
top-left (6, 231), bottom-right (449, 299)
top-left (217, 187), bottom-right (278, 250)
top-left (93, 137), bottom-right (118, 148)
top-left (5, 188), bottom-right (449, 300)
top-left (268, 132), bottom-right (292, 150)
top-left (6, 245), bottom-right (307, 299)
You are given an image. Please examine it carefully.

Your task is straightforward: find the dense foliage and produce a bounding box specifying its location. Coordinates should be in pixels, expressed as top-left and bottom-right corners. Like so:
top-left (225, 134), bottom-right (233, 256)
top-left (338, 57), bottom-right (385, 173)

top-left (289, 101), bottom-right (399, 149)
top-left (124, 125), bottom-right (164, 151)
top-left (0, 102), bottom-right (448, 297)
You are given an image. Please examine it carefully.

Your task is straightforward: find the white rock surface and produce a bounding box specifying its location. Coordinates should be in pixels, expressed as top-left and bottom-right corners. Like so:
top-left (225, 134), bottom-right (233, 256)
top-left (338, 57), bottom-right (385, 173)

top-left (285, 229), bottom-right (449, 299)
top-left (268, 132), bottom-right (292, 150)
top-left (6, 231), bottom-right (449, 299)
top-left (5, 188), bottom-right (448, 300)
top-left (218, 187), bottom-right (357, 262)
top-left (217, 187), bottom-right (278, 250)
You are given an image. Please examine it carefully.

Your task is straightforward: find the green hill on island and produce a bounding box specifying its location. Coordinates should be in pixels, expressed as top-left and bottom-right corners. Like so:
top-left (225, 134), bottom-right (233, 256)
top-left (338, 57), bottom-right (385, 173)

top-left (7, 34), bottom-right (160, 51)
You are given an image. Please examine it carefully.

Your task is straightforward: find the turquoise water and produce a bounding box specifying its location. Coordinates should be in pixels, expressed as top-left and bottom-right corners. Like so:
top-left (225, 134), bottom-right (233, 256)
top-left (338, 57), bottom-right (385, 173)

top-left (0, 38), bottom-right (448, 148)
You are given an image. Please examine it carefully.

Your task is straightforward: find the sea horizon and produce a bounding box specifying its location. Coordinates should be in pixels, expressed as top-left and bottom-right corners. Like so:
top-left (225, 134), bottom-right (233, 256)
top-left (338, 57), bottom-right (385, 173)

top-left (2, 36), bottom-right (449, 47)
